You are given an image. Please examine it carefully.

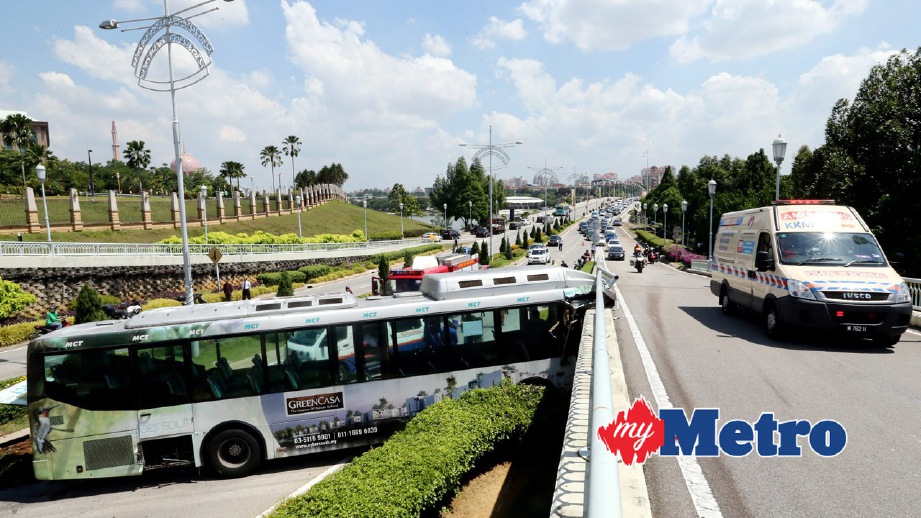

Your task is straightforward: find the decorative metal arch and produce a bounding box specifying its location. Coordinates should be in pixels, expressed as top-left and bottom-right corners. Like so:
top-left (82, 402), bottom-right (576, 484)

top-left (532, 169), bottom-right (560, 186)
top-left (472, 147), bottom-right (512, 170)
top-left (131, 15), bottom-right (214, 92)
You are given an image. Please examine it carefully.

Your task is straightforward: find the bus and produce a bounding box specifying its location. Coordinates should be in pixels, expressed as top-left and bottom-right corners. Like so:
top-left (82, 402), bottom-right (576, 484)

top-left (554, 204), bottom-right (572, 217)
top-left (25, 265), bottom-right (598, 480)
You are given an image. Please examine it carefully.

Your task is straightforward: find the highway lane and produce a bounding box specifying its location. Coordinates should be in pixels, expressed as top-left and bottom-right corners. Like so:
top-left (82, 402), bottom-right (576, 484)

top-left (0, 344), bottom-right (27, 381)
top-left (605, 224), bottom-right (921, 517)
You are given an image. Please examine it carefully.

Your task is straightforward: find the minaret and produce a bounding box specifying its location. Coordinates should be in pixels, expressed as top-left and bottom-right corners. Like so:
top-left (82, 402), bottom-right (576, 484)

top-left (111, 121), bottom-right (120, 161)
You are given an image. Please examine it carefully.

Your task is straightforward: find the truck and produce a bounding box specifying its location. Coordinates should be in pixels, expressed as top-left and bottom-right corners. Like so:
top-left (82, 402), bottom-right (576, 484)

top-left (709, 200), bottom-right (912, 345)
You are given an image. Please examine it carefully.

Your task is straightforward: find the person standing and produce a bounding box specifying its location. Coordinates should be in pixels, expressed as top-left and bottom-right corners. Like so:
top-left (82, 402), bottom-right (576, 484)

top-left (223, 280), bottom-right (233, 301)
top-left (241, 278), bottom-right (252, 300)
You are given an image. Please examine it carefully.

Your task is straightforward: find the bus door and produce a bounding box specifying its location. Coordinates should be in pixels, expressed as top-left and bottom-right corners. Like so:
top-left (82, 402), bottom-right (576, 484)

top-left (135, 343), bottom-right (194, 446)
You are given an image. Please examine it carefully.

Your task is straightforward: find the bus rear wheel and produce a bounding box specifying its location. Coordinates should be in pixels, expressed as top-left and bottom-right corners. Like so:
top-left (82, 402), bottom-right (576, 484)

top-left (206, 429), bottom-right (261, 478)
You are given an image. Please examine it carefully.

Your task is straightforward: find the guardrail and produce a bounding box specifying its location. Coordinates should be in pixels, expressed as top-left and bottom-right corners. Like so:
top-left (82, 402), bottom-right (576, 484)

top-left (587, 261), bottom-right (622, 517)
top-left (905, 277), bottom-right (921, 310)
top-left (0, 239), bottom-right (418, 257)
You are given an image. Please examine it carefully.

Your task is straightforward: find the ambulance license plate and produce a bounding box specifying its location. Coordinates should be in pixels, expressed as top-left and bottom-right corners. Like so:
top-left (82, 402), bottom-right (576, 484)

top-left (846, 325), bottom-right (868, 333)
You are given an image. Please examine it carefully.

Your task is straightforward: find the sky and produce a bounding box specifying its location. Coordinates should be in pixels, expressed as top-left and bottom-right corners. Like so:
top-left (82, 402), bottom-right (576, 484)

top-left (2, 0), bottom-right (919, 192)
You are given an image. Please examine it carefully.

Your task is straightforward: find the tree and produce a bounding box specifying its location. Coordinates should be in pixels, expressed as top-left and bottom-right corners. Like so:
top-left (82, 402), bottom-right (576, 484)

top-left (388, 183), bottom-right (421, 217)
top-left (123, 140), bottom-right (151, 194)
top-left (479, 241), bottom-right (490, 266)
top-left (277, 271), bottom-right (294, 297)
top-left (0, 276), bottom-right (36, 319)
top-left (74, 284), bottom-right (107, 324)
top-left (260, 145), bottom-right (283, 192)
top-left (377, 255), bottom-right (389, 295)
top-left (317, 163), bottom-right (349, 186)
top-left (1, 113), bottom-right (35, 187)
top-left (282, 135), bottom-right (302, 188)
top-left (295, 169), bottom-right (318, 188)
top-left (219, 161), bottom-right (246, 192)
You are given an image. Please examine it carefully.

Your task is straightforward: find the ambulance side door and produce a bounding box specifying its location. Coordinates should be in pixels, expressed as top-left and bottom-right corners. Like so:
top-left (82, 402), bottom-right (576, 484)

top-left (749, 232), bottom-right (776, 312)
top-left (732, 231), bottom-right (758, 310)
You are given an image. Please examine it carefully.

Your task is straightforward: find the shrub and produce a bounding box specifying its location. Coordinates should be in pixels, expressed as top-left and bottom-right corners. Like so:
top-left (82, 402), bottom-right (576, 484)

top-left (377, 255), bottom-right (389, 295)
top-left (298, 264), bottom-right (333, 280)
top-left (479, 242), bottom-right (490, 266)
top-left (0, 277), bottom-right (36, 320)
top-left (403, 250), bottom-right (415, 267)
top-left (74, 284), bottom-right (107, 324)
top-left (370, 231), bottom-right (403, 241)
top-left (142, 298), bottom-right (182, 310)
top-left (0, 321), bottom-right (39, 348)
top-left (272, 382), bottom-right (544, 518)
top-left (277, 271), bottom-right (294, 297)
top-left (257, 271), bottom-right (307, 287)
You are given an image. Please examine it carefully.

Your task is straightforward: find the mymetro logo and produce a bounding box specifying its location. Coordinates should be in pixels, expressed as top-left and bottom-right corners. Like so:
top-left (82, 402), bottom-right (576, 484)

top-left (598, 398), bottom-right (848, 465)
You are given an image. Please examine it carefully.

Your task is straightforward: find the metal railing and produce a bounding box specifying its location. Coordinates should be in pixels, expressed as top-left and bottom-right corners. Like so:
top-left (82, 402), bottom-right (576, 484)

top-left (0, 239), bottom-right (420, 257)
top-left (587, 261), bottom-right (622, 517)
top-left (905, 277), bottom-right (921, 310)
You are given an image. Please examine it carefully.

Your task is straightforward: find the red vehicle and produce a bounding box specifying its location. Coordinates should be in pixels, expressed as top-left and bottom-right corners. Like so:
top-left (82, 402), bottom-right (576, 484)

top-left (377, 252), bottom-right (479, 294)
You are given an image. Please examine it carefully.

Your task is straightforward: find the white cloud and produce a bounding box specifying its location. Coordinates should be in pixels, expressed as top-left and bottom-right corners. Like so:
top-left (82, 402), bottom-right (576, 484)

top-left (519, 0), bottom-right (711, 51)
top-left (422, 34), bottom-right (452, 58)
top-left (670, 0), bottom-right (870, 62)
top-left (219, 125), bottom-right (247, 143)
top-left (0, 59), bottom-right (13, 95)
top-left (470, 17), bottom-right (527, 50)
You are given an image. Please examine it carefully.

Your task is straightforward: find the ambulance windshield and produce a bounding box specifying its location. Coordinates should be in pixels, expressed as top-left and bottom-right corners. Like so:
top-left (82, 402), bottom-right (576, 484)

top-left (776, 232), bottom-right (886, 266)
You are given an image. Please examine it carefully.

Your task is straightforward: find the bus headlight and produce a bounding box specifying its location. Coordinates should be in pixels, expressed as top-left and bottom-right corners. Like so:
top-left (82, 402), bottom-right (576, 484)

top-left (896, 283), bottom-right (912, 303)
top-left (787, 279), bottom-right (818, 301)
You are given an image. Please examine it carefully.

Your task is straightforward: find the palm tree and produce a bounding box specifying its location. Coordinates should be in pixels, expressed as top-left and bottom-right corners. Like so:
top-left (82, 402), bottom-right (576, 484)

top-left (123, 140), bottom-right (151, 194)
top-left (282, 135), bottom-right (302, 188)
top-left (219, 161), bottom-right (246, 192)
top-left (260, 145), bottom-right (283, 192)
top-left (1, 114), bottom-right (35, 187)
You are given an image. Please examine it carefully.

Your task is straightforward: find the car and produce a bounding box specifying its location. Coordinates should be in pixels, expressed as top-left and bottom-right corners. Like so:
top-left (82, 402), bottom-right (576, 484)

top-left (612, 217), bottom-right (622, 226)
top-left (527, 247), bottom-right (551, 265)
top-left (473, 226), bottom-right (490, 237)
top-left (548, 235), bottom-right (563, 246)
top-left (422, 232), bottom-right (443, 242)
top-left (594, 235), bottom-right (607, 247)
top-left (529, 243), bottom-right (547, 250)
top-left (607, 244), bottom-right (626, 261)
top-left (508, 221), bottom-right (520, 230)
top-left (442, 229), bottom-right (460, 240)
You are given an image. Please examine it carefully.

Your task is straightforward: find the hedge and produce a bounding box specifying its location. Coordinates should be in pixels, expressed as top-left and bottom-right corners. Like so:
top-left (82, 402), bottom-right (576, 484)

top-left (0, 321), bottom-right (39, 348)
top-left (272, 381), bottom-right (545, 518)
top-left (298, 264), bottom-right (333, 280)
top-left (257, 271), bottom-right (308, 286)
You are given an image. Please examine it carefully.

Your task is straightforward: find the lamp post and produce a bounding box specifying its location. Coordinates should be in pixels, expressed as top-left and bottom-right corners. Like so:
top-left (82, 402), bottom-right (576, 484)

top-left (295, 195), bottom-right (303, 240)
top-left (680, 199), bottom-right (687, 253)
top-left (399, 202), bottom-right (404, 239)
top-left (36, 164), bottom-right (52, 243)
top-left (643, 202), bottom-right (647, 230)
top-left (116, 172), bottom-right (121, 194)
top-left (200, 184), bottom-right (208, 244)
top-left (529, 159), bottom-right (565, 212)
top-left (653, 203), bottom-right (658, 235)
top-left (100, 0), bottom-right (231, 305)
top-left (87, 149), bottom-right (94, 196)
top-left (443, 203), bottom-right (448, 233)
top-left (468, 200), bottom-right (472, 230)
top-left (772, 134), bottom-right (787, 201)
top-left (459, 126), bottom-right (523, 258)
top-left (363, 199), bottom-right (368, 243)
top-left (663, 203), bottom-right (668, 249)
top-left (708, 179), bottom-right (717, 261)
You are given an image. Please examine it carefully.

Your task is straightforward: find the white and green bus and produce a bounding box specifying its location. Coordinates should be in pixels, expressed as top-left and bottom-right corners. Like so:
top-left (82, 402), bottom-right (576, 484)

top-left (26, 265), bottom-right (598, 480)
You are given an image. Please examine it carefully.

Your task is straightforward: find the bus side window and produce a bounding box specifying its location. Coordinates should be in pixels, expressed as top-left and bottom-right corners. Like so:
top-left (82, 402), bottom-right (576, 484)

top-left (359, 321), bottom-right (391, 381)
top-left (192, 335), bottom-right (264, 402)
top-left (332, 325), bottom-right (358, 384)
top-left (448, 311), bottom-right (497, 369)
top-left (137, 343), bottom-right (188, 409)
top-left (523, 304), bottom-right (562, 360)
top-left (42, 348), bottom-right (134, 410)
top-left (499, 308), bottom-right (529, 363)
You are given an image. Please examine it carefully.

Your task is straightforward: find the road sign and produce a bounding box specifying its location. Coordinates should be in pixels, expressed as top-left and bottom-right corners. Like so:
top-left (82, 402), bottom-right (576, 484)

top-left (208, 247), bottom-right (222, 264)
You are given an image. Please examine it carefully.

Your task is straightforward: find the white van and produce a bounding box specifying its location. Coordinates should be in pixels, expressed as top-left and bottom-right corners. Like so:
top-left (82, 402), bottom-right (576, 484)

top-left (709, 200), bottom-right (912, 345)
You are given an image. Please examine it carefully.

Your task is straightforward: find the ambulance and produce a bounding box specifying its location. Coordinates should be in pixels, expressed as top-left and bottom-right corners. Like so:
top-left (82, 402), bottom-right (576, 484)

top-left (709, 200), bottom-right (912, 345)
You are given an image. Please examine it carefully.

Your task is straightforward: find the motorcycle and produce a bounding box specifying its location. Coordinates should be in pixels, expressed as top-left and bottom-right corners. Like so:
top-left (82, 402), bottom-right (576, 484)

top-left (103, 300), bottom-right (143, 319)
top-left (31, 319), bottom-right (71, 339)
top-left (631, 252), bottom-right (647, 273)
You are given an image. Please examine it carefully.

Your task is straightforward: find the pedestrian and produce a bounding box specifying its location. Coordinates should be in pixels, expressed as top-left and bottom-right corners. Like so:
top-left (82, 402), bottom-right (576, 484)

top-left (454, 237), bottom-right (459, 249)
top-left (558, 241), bottom-right (563, 251)
top-left (222, 280), bottom-right (233, 301)
top-left (241, 278), bottom-right (252, 300)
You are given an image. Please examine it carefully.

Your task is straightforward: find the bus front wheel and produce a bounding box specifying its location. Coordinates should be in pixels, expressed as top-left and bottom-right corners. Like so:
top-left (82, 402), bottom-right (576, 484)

top-left (206, 428), bottom-right (261, 478)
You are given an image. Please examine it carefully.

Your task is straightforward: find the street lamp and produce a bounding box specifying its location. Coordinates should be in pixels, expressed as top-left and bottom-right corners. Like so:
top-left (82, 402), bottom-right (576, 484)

top-left (680, 199), bottom-right (687, 253)
top-left (36, 164), bottom-right (51, 243)
top-left (100, 0), bottom-right (232, 305)
top-left (772, 134), bottom-right (787, 201)
top-left (468, 200), bottom-right (472, 230)
top-left (200, 184), bottom-right (208, 244)
top-left (87, 149), bottom-right (94, 196)
top-left (459, 126), bottom-right (523, 258)
top-left (653, 203), bottom-right (658, 234)
top-left (116, 171), bottom-right (121, 194)
top-left (663, 203), bottom-right (668, 248)
top-left (643, 202), bottom-right (647, 229)
top-left (443, 203), bottom-right (448, 233)
top-left (528, 159), bottom-right (565, 212)
top-left (295, 195), bottom-right (303, 240)
top-left (399, 202), bottom-right (404, 239)
top-left (363, 199), bottom-right (368, 243)
top-left (708, 179), bottom-right (717, 261)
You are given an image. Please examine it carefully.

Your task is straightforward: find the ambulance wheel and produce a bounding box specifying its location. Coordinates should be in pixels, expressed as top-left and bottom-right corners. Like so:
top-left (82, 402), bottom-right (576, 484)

top-left (719, 287), bottom-right (736, 315)
top-left (206, 428), bottom-right (261, 478)
top-left (763, 302), bottom-right (784, 340)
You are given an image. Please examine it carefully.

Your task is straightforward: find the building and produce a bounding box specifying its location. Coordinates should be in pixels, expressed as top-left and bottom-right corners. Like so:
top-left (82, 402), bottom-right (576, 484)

top-left (0, 109), bottom-right (50, 150)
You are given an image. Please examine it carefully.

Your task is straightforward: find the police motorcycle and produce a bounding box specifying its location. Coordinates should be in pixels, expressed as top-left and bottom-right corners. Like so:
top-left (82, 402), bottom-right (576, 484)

top-left (630, 250), bottom-right (647, 273)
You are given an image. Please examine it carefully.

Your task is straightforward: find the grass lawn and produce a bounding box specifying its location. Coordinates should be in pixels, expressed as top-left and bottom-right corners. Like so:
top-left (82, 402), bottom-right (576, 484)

top-left (6, 200), bottom-right (434, 243)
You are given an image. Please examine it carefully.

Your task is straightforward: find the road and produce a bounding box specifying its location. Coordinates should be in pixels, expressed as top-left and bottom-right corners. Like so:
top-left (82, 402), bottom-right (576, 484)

top-left (604, 223), bottom-right (921, 517)
top-left (0, 344), bottom-right (27, 381)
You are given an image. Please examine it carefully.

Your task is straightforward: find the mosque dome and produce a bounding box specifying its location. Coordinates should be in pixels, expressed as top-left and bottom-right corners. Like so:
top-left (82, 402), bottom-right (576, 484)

top-left (170, 151), bottom-right (203, 175)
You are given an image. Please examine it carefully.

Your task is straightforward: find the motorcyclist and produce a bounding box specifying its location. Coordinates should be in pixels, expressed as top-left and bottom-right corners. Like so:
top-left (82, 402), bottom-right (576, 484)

top-left (560, 260), bottom-right (568, 268)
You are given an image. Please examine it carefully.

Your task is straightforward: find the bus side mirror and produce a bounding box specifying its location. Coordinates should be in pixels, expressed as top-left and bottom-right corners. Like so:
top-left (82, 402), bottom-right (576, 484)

top-left (755, 250), bottom-right (774, 271)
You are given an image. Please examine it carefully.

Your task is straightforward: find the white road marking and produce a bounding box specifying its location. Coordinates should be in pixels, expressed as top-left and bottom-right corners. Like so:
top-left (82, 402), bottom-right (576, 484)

top-left (615, 283), bottom-right (724, 518)
top-left (255, 455), bottom-right (352, 518)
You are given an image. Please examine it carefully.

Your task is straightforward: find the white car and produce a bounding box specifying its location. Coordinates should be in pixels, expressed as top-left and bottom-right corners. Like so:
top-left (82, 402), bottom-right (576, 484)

top-left (527, 247), bottom-right (551, 265)
top-left (421, 232), bottom-right (443, 242)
